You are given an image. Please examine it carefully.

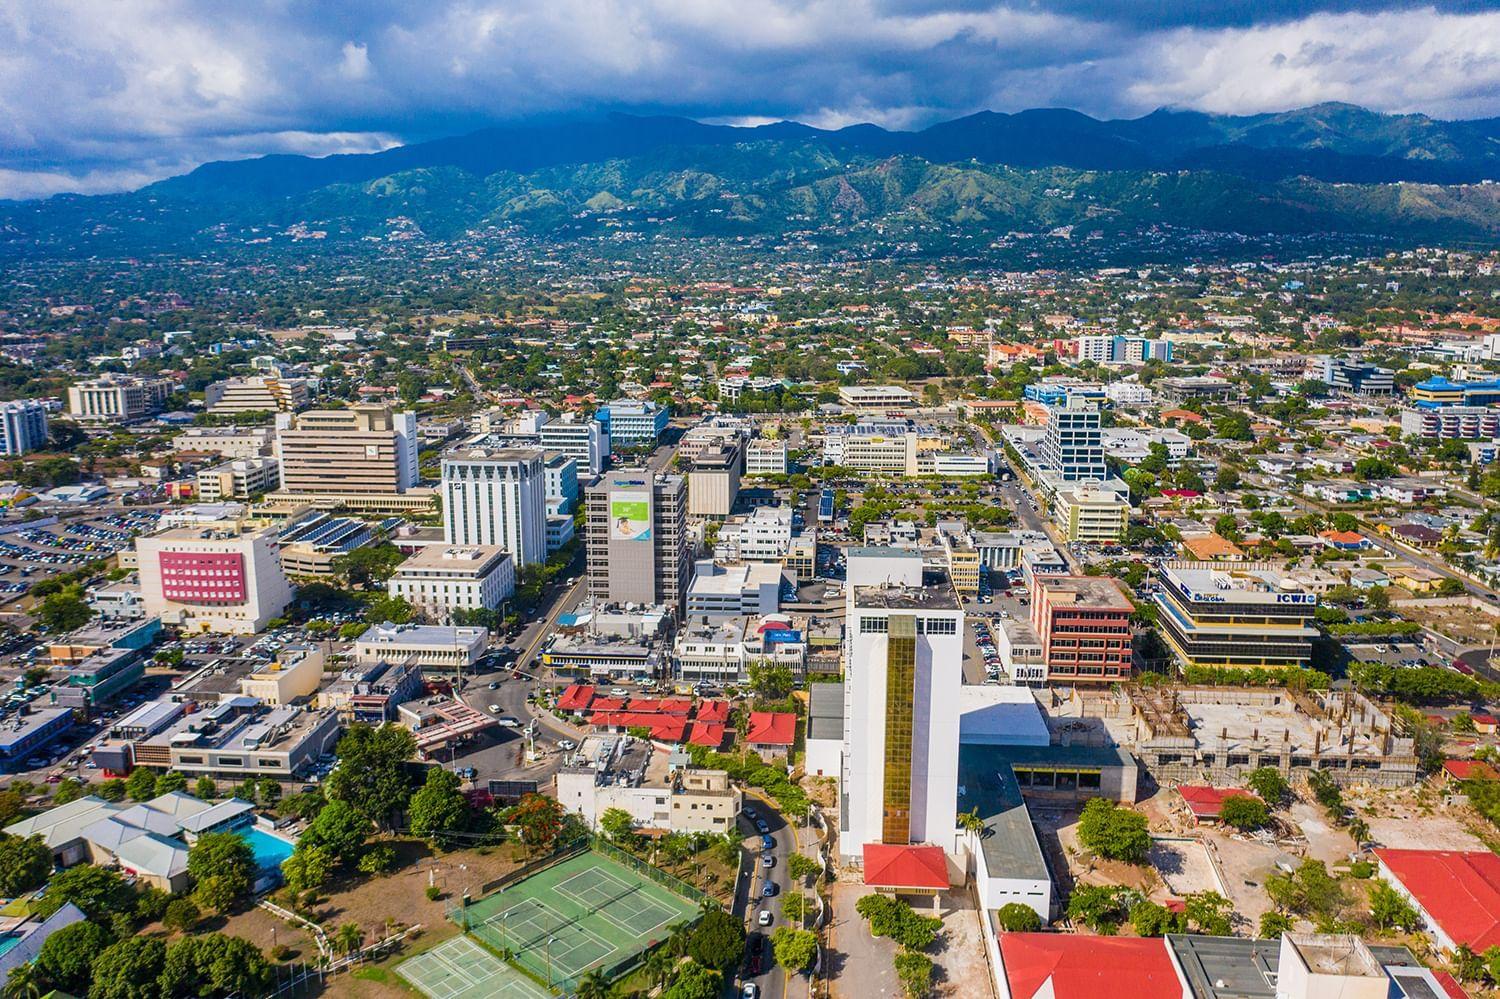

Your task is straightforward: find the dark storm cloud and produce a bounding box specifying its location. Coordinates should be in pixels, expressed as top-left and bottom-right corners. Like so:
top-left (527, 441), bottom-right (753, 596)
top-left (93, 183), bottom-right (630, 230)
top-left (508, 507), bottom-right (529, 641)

top-left (1, 0), bottom-right (1497, 198)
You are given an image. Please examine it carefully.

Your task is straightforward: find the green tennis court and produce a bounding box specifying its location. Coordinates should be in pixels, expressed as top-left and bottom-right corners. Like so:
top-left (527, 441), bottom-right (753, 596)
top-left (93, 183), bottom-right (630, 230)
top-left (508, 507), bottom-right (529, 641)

top-left (398, 936), bottom-right (552, 999)
top-left (460, 850), bottom-right (699, 989)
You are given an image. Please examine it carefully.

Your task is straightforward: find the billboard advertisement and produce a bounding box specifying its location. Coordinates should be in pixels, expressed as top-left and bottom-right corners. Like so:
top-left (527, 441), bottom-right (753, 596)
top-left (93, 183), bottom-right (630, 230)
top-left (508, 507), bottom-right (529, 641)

top-left (609, 491), bottom-right (653, 542)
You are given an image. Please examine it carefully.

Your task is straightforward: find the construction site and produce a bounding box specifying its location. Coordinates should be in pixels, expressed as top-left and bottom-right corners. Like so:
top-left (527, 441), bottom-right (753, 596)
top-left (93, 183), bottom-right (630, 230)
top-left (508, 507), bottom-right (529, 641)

top-left (1037, 685), bottom-right (1420, 788)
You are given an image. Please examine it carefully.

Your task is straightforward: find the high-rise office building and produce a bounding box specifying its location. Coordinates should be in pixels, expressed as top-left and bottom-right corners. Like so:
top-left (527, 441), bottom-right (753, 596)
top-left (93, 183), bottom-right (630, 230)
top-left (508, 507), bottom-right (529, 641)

top-left (1153, 562), bottom-right (1318, 671)
top-left (597, 399), bottom-right (669, 452)
top-left (440, 447), bottom-right (548, 567)
top-left (1029, 575), bottom-right (1134, 684)
top-left (584, 471), bottom-right (689, 611)
top-left (840, 548), bottom-right (964, 862)
top-left (205, 375), bottom-right (310, 414)
top-left (1040, 397), bottom-right (1107, 482)
top-left (136, 523), bottom-right (292, 634)
top-left (273, 404), bottom-right (419, 496)
top-left (538, 414), bottom-right (609, 476)
top-left (67, 376), bottom-right (173, 423)
top-left (0, 400), bottom-right (49, 456)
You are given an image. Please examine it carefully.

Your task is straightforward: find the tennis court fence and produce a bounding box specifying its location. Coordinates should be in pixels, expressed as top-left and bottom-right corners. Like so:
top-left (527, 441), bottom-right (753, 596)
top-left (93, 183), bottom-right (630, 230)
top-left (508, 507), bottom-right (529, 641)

top-left (588, 835), bottom-right (713, 907)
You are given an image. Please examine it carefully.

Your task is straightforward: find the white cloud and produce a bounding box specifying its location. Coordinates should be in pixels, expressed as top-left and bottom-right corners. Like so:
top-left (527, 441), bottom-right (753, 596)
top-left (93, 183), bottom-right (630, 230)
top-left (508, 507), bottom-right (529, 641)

top-left (0, 0), bottom-right (1495, 198)
top-left (339, 41), bottom-right (371, 81)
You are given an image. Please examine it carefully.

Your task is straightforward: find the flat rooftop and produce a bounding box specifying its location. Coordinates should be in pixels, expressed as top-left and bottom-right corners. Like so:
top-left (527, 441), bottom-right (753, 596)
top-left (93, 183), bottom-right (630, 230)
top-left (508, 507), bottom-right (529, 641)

top-left (1033, 575), bottom-right (1133, 610)
top-left (392, 545), bottom-right (510, 572)
top-left (807, 682), bottom-right (844, 742)
top-left (852, 582), bottom-right (961, 611)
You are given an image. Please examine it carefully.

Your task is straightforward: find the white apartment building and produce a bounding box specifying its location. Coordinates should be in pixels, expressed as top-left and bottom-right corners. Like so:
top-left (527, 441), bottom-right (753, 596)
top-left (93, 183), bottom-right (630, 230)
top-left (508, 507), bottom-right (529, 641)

top-left (556, 738), bottom-right (741, 835)
top-left (0, 400), bottom-right (48, 456)
top-left (196, 458), bottom-right (281, 501)
top-left (745, 438), bottom-right (788, 475)
top-left (715, 506), bottom-right (795, 562)
top-left (170, 427), bottom-right (275, 459)
top-left (352, 622), bottom-right (488, 672)
top-left (538, 414), bottom-right (609, 476)
top-left (135, 524), bottom-right (293, 634)
top-left (204, 375), bottom-right (310, 414)
top-left (684, 560), bottom-right (784, 619)
top-left (1053, 484), bottom-right (1130, 542)
top-left (440, 448), bottom-right (548, 567)
top-left (67, 376), bottom-right (173, 423)
top-left (387, 546), bottom-right (516, 621)
top-left (841, 548), bottom-right (964, 863)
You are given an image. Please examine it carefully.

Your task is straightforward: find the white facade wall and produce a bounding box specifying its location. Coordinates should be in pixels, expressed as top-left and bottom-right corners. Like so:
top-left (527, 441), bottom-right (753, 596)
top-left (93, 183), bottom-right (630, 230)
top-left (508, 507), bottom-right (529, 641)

top-left (441, 451), bottom-right (548, 566)
top-left (841, 602), bottom-right (964, 861)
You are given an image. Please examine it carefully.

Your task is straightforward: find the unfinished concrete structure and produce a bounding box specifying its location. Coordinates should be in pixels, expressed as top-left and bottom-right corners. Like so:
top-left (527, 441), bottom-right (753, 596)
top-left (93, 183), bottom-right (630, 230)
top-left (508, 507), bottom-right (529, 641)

top-left (1128, 686), bottom-right (1418, 787)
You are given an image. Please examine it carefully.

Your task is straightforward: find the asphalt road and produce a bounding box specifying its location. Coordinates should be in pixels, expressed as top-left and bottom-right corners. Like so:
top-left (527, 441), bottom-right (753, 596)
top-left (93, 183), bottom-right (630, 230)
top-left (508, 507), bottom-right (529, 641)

top-left (733, 797), bottom-right (799, 999)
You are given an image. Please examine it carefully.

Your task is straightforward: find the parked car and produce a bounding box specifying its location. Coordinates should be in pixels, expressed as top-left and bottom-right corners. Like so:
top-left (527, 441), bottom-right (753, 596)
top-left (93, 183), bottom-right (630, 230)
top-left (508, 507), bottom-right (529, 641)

top-left (756, 911), bottom-right (773, 928)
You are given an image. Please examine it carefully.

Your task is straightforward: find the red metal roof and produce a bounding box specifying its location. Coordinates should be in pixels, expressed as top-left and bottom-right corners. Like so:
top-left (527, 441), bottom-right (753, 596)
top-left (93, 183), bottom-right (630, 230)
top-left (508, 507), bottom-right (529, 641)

top-left (556, 684), bottom-right (595, 712)
top-left (999, 934), bottom-right (1182, 999)
top-left (745, 711), bottom-right (796, 746)
top-left (687, 722), bottom-right (726, 748)
top-left (1375, 849), bottom-right (1500, 951)
top-left (1443, 759), bottom-right (1500, 782)
top-left (658, 698), bottom-right (694, 715)
top-left (862, 844), bottom-right (949, 890)
top-left (1177, 785), bottom-right (1257, 819)
top-left (696, 700), bottom-right (730, 723)
top-left (591, 711), bottom-right (688, 743)
top-left (1432, 970), bottom-right (1470, 999)
top-left (588, 696), bottom-right (627, 713)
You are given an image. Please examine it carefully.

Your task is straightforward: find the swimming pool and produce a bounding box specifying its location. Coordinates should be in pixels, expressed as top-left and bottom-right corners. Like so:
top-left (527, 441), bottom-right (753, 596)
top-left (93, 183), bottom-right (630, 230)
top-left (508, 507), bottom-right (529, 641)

top-left (239, 826), bottom-right (296, 873)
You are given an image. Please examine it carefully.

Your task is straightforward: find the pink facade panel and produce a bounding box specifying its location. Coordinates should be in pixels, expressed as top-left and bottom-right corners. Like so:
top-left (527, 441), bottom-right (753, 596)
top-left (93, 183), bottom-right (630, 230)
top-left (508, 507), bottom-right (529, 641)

top-left (157, 550), bottom-right (247, 605)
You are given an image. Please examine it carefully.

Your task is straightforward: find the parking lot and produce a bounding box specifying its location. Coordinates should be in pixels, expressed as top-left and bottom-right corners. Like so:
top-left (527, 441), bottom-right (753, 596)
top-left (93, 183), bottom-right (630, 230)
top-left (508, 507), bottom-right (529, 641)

top-left (0, 508), bottom-right (161, 605)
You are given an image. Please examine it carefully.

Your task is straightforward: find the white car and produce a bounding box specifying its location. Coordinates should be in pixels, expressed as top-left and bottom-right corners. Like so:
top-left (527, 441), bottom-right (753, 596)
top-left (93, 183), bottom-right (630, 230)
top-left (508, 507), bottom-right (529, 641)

top-left (488, 704), bottom-right (501, 714)
top-left (757, 910), bottom-right (773, 927)
top-left (497, 716), bottom-right (521, 727)
top-left (557, 739), bottom-right (577, 751)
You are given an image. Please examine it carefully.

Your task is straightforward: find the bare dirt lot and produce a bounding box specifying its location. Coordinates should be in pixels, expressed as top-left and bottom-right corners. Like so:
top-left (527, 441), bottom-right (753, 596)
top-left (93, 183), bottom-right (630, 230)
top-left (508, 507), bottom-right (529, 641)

top-left (1147, 838), bottom-right (1224, 899)
top-left (1345, 782), bottom-right (1493, 852)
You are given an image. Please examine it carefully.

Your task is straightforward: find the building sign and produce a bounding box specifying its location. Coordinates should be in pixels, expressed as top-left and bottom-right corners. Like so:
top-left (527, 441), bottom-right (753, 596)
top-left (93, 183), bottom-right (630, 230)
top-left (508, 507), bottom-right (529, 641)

top-left (609, 492), bottom-right (652, 542)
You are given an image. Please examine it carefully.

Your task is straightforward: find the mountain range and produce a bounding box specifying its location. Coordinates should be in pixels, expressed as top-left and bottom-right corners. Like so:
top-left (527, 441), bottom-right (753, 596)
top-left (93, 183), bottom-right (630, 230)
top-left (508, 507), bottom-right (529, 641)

top-left (6, 103), bottom-right (1500, 258)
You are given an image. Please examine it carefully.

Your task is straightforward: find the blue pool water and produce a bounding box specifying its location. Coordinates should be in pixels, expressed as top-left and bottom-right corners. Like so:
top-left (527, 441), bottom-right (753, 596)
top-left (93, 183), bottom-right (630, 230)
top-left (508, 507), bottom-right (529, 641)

top-left (0, 934), bottom-right (21, 958)
top-left (240, 826), bottom-right (296, 873)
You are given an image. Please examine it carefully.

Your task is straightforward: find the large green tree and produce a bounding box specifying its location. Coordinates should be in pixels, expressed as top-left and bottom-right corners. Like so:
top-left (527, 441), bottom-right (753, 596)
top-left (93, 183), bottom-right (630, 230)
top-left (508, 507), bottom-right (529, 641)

top-left (186, 831), bottom-right (255, 914)
top-left (35, 864), bottom-right (134, 921)
top-left (158, 933), bottom-right (273, 998)
top-left (0, 834), bottom-right (53, 897)
top-left (408, 767), bottom-right (471, 843)
top-left (687, 908), bottom-right (745, 973)
top-left (323, 723), bottom-right (417, 828)
top-left (1076, 798), bottom-right (1151, 864)
top-left (659, 960), bottom-right (721, 999)
top-left (771, 927), bottom-right (818, 973)
top-left (35, 919), bottom-right (112, 993)
top-left (87, 937), bottom-right (166, 999)
top-left (302, 798), bottom-right (372, 867)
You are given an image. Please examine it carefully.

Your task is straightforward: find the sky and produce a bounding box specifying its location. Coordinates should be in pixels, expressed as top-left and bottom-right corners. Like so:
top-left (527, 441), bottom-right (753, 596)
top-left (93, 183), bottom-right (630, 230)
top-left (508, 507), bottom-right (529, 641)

top-left (2, 0), bottom-right (1499, 200)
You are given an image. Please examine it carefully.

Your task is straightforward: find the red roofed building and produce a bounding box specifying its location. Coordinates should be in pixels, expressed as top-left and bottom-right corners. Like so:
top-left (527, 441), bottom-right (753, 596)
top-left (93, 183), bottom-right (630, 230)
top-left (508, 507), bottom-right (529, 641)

top-left (862, 844), bottom-right (949, 892)
top-left (999, 933), bottom-right (1186, 999)
top-left (556, 684), bottom-right (595, 713)
top-left (1442, 759), bottom-right (1500, 784)
top-left (696, 700), bottom-right (730, 723)
top-left (1375, 848), bottom-right (1500, 952)
top-left (588, 696), bottom-right (627, 714)
top-left (687, 721), bottom-right (726, 749)
top-left (1177, 786), bottom-right (1258, 823)
top-left (744, 711), bottom-right (797, 761)
top-left (658, 698), bottom-right (694, 715)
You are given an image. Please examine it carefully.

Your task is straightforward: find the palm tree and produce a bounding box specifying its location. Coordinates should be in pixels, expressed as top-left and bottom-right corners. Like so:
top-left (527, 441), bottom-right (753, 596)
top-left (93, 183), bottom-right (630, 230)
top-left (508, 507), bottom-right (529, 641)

top-left (576, 969), bottom-right (611, 999)
top-left (4, 964), bottom-right (41, 999)
top-left (334, 922), bottom-right (364, 957)
top-left (1452, 944), bottom-right (1484, 984)
top-left (644, 949), bottom-right (674, 991)
top-left (664, 921), bottom-right (692, 959)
